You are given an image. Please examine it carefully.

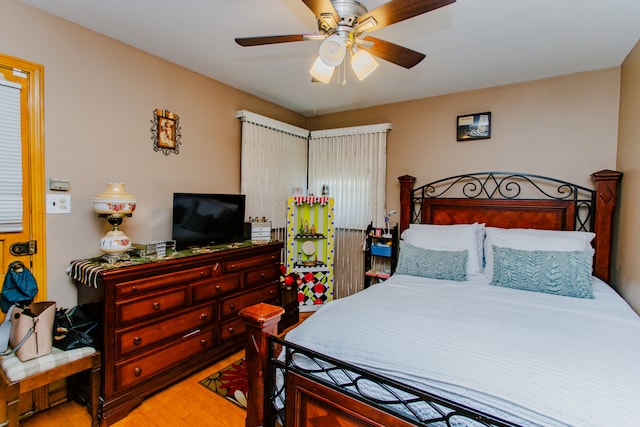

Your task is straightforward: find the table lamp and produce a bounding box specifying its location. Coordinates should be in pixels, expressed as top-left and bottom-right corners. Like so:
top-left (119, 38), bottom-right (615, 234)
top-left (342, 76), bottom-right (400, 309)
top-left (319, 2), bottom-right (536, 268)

top-left (382, 210), bottom-right (397, 238)
top-left (93, 183), bottom-right (137, 262)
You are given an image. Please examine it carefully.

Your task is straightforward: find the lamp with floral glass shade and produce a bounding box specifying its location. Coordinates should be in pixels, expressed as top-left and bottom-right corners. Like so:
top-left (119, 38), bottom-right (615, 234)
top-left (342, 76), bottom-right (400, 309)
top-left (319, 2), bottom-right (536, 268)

top-left (93, 183), bottom-right (137, 263)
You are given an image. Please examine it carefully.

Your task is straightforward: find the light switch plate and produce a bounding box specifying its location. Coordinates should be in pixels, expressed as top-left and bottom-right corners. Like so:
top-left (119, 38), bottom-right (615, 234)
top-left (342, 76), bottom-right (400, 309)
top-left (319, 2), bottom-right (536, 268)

top-left (46, 194), bottom-right (71, 214)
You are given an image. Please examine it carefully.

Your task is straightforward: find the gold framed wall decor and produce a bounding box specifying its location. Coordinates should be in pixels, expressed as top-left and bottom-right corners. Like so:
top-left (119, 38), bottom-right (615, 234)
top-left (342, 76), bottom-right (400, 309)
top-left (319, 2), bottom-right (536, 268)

top-left (151, 109), bottom-right (182, 155)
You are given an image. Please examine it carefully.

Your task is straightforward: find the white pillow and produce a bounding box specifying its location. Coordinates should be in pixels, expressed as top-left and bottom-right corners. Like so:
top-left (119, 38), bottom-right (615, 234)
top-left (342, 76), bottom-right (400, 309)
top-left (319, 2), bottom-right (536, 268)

top-left (402, 223), bottom-right (485, 275)
top-left (483, 227), bottom-right (595, 281)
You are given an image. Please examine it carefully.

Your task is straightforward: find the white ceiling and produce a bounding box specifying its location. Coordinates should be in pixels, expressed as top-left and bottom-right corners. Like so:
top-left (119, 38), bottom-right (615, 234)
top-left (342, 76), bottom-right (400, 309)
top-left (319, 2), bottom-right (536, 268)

top-left (23, 0), bottom-right (640, 117)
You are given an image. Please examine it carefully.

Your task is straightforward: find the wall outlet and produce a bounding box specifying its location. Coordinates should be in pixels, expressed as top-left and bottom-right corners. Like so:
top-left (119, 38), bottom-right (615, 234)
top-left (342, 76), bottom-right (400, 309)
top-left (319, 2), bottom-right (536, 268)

top-left (46, 194), bottom-right (71, 214)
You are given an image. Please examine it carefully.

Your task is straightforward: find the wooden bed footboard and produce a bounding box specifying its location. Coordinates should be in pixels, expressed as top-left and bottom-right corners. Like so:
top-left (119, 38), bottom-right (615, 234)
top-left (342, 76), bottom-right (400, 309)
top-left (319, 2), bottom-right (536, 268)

top-left (239, 303), bottom-right (518, 427)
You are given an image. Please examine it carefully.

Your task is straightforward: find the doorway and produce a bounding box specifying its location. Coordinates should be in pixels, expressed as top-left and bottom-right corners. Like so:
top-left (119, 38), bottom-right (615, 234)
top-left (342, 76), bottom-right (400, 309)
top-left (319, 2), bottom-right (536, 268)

top-left (0, 53), bottom-right (47, 301)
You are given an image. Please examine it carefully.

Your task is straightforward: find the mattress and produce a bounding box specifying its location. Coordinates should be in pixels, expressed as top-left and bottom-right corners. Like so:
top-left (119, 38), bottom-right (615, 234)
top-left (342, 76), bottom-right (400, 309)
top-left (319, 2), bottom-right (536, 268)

top-left (284, 274), bottom-right (640, 426)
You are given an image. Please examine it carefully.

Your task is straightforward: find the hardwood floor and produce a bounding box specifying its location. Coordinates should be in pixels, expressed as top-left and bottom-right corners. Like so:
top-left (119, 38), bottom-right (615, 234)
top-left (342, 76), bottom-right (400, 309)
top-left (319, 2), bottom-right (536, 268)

top-left (18, 313), bottom-right (312, 427)
top-left (20, 350), bottom-right (246, 427)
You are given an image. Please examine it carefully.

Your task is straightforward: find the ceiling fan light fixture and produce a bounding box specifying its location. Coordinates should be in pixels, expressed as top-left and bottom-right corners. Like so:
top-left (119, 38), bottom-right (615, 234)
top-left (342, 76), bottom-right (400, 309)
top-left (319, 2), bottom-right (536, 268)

top-left (318, 34), bottom-right (346, 67)
top-left (351, 48), bottom-right (379, 81)
top-left (310, 56), bottom-right (335, 84)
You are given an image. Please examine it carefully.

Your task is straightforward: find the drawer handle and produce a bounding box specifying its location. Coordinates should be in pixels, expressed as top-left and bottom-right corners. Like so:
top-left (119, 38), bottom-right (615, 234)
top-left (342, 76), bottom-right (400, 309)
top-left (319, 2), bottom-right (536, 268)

top-left (228, 327), bottom-right (235, 335)
top-left (229, 264), bottom-right (236, 270)
top-left (269, 289), bottom-right (275, 295)
top-left (260, 273), bottom-right (266, 279)
top-left (229, 303), bottom-right (236, 311)
top-left (133, 336), bottom-right (142, 345)
top-left (200, 313), bottom-right (208, 321)
top-left (200, 339), bottom-right (207, 347)
top-left (134, 367), bottom-right (142, 377)
top-left (199, 271), bottom-right (205, 276)
top-left (153, 302), bottom-right (161, 310)
top-left (215, 284), bottom-right (222, 291)
top-left (132, 285), bottom-right (138, 292)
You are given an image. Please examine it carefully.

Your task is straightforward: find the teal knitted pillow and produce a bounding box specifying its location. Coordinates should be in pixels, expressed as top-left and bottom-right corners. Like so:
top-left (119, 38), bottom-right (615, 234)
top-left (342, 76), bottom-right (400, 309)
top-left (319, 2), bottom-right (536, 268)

top-left (396, 241), bottom-right (467, 281)
top-left (489, 245), bottom-right (594, 298)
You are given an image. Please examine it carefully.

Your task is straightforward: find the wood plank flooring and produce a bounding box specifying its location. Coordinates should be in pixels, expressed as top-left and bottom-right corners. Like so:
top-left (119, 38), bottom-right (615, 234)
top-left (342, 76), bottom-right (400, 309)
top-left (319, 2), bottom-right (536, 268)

top-left (20, 350), bottom-right (246, 427)
top-left (18, 313), bottom-right (312, 427)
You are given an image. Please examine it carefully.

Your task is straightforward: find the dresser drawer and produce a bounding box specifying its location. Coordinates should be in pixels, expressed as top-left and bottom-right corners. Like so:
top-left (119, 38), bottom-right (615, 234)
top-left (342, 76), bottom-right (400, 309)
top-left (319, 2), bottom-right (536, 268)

top-left (224, 252), bottom-right (279, 273)
top-left (219, 317), bottom-right (245, 343)
top-left (116, 304), bottom-right (216, 358)
top-left (116, 266), bottom-right (212, 298)
top-left (116, 329), bottom-right (215, 390)
top-left (192, 273), bottom-right (241, 303)
top-left (116, 286), bottom-right (189, 325)
top-left (244, 264), bottom-right (279, 289)
top-left (220, 283), bottom-right (279, 319)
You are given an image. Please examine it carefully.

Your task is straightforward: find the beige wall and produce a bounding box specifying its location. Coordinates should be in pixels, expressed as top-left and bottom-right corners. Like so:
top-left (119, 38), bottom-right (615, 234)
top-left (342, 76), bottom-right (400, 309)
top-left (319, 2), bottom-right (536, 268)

top-left (1, 0), bottom-right (305, 306)
top-left (1, 0), bottom-right (629, 309)
top-left (308, 69), bottom-right (620, 218)
top-left (616, 39), bottom-right (640, 312)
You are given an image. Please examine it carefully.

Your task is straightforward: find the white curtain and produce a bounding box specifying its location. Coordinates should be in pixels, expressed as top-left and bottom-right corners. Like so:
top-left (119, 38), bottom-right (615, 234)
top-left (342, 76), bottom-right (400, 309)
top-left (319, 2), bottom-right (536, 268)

top-left (309, 123), bottom-right (391, 297)
top-left (0, 78), bottom-right (23, 232)
top-left (237, 110), bottom-right (308, 241)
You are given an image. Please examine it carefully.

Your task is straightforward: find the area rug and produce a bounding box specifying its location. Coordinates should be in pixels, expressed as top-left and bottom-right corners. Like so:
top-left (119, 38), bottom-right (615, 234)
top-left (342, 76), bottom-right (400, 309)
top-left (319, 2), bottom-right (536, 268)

top-left (199, 358), bottom-right (248, 409)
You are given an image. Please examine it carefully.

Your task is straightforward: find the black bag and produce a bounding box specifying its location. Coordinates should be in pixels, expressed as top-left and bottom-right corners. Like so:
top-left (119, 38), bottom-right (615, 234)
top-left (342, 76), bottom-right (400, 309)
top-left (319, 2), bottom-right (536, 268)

top-left (53, 306), bottom-right (98, 350)
top-left (1, 261), bottom-right (38, 313)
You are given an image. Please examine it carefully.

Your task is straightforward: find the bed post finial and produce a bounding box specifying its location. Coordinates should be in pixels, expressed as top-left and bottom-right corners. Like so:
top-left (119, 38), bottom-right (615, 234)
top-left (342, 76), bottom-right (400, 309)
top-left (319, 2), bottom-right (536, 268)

top-left (398, 175), bottom-right (416, 234)
top-left (591, 169), bottom-right (623, 284)
top-left (239, 303), bottom-right (284, 427)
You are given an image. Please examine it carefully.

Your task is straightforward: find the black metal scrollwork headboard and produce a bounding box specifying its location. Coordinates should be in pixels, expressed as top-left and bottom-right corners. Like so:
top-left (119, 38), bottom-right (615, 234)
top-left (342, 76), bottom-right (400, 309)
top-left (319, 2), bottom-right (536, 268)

top-left (399, 170), bottom-right (622, 283)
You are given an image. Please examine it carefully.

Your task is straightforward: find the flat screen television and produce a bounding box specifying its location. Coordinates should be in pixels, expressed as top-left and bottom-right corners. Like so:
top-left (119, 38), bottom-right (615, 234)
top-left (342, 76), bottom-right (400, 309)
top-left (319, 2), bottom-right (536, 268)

top-left (172, 193), bottom-right (246, 250)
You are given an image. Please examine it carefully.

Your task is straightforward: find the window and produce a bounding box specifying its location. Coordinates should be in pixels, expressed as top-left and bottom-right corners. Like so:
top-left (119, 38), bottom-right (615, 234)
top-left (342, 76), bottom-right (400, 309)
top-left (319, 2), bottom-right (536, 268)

top-left (0, 78), bottom-right (23, 232)
top-left (239, 111), bottom-right (390, 297)
top-left (237, 110), bottom-right (308, 242)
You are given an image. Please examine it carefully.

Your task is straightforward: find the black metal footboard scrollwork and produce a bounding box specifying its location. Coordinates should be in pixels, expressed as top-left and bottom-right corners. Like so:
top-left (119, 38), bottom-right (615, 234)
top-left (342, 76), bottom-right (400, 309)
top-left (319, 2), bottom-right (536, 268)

top-left (409, 172), bottom-right (596, 232)
top-left (265, 336), bottom-right (519, 427)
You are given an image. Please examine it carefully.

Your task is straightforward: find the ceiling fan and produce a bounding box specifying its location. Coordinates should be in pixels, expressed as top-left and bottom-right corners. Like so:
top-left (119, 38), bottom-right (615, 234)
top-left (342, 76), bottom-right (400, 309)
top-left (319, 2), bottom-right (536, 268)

top-left (235, 0), bottom-right (456, 83)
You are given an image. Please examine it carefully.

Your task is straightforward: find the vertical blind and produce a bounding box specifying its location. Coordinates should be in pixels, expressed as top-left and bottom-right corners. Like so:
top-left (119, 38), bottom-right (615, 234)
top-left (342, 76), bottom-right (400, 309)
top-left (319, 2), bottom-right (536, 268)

top-left (309, 123), bottom-right (390, 229)
top-left (0, 78), bottom-right (23, 232)
top-left (237, 110), bottom-right (308, 240)
top-left (309, 124), bottom-right (390, 297)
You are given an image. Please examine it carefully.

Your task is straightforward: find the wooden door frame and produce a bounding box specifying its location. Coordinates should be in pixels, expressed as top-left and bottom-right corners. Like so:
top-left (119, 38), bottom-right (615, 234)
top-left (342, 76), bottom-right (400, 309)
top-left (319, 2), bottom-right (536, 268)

top-left (0, 53), bottom-right (47, 299)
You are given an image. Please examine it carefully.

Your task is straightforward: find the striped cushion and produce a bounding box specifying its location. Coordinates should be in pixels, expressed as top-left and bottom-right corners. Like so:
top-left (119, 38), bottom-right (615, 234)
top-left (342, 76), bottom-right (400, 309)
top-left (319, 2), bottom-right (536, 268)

top-left (1, 346), bottom-right (96, 382)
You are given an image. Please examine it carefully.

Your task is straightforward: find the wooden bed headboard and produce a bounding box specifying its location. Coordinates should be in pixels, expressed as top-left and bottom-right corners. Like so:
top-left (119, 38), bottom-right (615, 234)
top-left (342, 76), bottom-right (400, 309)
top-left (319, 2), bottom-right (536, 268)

top-left (399, 170), bottom-right (622, 283)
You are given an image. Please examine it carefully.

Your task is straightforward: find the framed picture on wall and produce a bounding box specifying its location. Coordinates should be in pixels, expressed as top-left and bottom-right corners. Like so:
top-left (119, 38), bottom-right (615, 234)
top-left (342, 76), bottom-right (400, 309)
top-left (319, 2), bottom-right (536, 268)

top-left (457, 112), bottom-right (491, 141)
top-left (151, 109), bottom-right (182, 155)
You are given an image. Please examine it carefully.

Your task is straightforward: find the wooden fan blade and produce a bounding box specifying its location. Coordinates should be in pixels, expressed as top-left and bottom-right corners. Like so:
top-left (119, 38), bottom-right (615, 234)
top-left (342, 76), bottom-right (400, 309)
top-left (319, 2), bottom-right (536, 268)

top-left (301, 0), bottom-right (340, 24)
top-left (361, 36), bottom-right (426, 69)
top-left (235, 35), bottom-right (309, 47)
top-left (359, 0), bottom-right (456, 31)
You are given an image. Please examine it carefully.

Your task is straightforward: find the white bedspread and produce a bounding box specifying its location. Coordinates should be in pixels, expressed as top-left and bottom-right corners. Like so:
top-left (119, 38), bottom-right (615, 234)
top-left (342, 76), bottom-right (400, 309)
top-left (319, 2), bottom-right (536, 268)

top-left (284, 275), bottom-right (640, 426)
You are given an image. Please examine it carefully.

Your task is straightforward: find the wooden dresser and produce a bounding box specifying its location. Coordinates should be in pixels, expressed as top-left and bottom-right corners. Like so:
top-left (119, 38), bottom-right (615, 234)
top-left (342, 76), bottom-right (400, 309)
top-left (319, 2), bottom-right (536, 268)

top-left (72, 242), bottom-right (283, 425)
